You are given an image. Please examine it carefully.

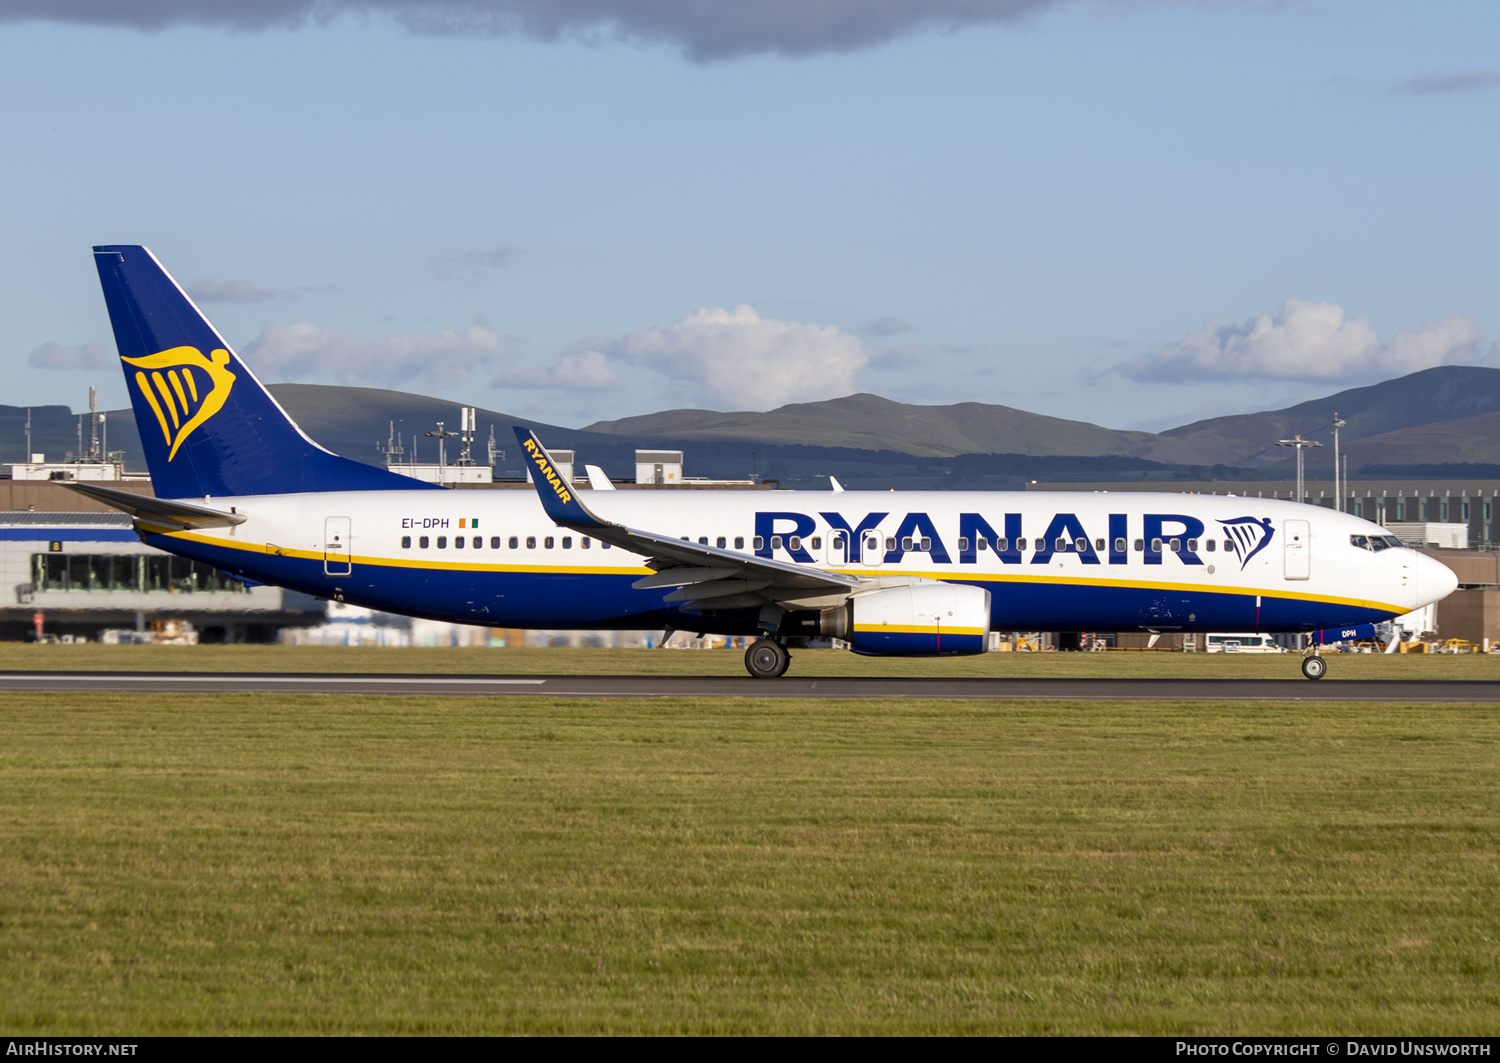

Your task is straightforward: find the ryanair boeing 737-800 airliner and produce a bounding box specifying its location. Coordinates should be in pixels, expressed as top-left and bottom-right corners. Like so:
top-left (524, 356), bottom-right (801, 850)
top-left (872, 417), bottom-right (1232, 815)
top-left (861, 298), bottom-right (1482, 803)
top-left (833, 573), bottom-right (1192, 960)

top-left (70, 245), bottom-right (1457, 679)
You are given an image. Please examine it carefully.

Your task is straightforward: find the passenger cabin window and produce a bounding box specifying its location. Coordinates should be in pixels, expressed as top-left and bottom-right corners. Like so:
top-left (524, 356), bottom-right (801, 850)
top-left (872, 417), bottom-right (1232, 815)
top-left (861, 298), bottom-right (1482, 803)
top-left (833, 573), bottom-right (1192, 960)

top-left (1054, 538), bottom-right (1066, 552)
top-left (717, 537), bottom-right (726, 548)
top-left (562, 537), bottom-right (572, 549)
top-left (867, 536), bottom-right (880, 553)
top-left (1151, 538), bottom-right (1162, 553)
top-left (788, 536), bottom-right (801, 551)
top-left (436, 536), bottom-right (447, 549)
top-left (1114, 538), bottom-right (1127, 553)
top-left (509, 537), bottom-right (519, 549)
top-left (1205, 540), bottom-right (1215, 552)
top-left (401, 535), bottom-right (411, 549)
top-left (526, 536), bottom-right (536, 549)
top-left (735, 537), bottom-right (745, 549)
top-left (1074, 538), bottom-right (1087, 553)
top-left (1133, 539), bottom-right (1143, 552)
top-left (544, 536), bottom-right (554, 549)
top-left (753, 536), bottom-right (764, 550)
top-left (491, 536), bottom-right (501, 549)
top-left (1015, 538), bottom-right (1026, 551)
top-left (582, 537), bottom-right (591, 549)
top-left (833, 534), bottom-right (845, 550)
top-left (771, 535), bottom-right (783, 549)
top-left (920, 537), bottom-right (931, 551)
top-left (1186, 538), bottom-right (1197, 552)
top-left (901, 537), bottom-right (913, 551)
top-left (811, 537), bottom-right (821, 550)
top-left (419, 536), bottom-right (429, 549)
top-left (454, 537), bottom-right (464, 549)
top-left (699, 536), bottom-right (708, 545)
top-left (957, 537), bottom-right (970, 551)
top-left (885, 538), bottom-right (896, 551)
top-left (1094, 538), bottom-right (1105, 551)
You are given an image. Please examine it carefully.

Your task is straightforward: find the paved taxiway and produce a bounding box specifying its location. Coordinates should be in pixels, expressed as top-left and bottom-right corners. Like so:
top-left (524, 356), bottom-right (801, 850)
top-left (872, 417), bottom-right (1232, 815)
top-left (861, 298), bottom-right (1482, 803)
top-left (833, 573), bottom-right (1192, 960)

top-left (2, 671), bottom-right (1499, 701)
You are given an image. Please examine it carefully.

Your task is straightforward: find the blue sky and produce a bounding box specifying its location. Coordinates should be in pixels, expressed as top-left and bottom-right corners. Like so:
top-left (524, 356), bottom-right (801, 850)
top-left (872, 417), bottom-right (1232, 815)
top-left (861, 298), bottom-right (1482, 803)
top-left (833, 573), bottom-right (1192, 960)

top-left (3, 0), bottom-right (1498, 433)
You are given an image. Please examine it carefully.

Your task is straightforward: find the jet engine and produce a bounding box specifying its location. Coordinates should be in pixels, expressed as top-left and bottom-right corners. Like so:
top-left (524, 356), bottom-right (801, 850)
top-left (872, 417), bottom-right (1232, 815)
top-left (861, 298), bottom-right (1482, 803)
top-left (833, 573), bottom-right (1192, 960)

top-left (838, 581), bottom-right (992, 657)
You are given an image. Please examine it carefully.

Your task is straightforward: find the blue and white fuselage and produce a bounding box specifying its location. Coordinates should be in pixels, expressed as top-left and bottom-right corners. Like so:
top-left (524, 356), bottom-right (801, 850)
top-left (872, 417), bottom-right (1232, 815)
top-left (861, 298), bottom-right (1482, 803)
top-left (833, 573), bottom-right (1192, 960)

top-left (137, 485), bottom-right (1446, 637)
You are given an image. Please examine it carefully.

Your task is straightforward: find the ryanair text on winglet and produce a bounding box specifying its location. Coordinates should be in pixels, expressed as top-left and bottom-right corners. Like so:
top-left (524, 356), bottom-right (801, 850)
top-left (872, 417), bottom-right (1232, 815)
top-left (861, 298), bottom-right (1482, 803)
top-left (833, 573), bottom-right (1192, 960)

top-left (522, 437), bottom-right (573, 505)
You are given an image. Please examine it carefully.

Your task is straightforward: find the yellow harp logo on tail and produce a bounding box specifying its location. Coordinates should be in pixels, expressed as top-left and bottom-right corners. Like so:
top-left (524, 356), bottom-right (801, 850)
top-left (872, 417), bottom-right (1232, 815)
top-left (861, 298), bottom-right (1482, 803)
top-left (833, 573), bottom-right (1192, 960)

top-left (121, 346), bottom-right (237, 461)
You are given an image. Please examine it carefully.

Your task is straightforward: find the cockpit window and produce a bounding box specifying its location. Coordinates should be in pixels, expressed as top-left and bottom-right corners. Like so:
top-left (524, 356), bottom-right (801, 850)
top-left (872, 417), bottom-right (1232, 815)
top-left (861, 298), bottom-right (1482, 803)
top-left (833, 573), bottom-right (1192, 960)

top-left (1360, 534), bottom-right (1405, 552)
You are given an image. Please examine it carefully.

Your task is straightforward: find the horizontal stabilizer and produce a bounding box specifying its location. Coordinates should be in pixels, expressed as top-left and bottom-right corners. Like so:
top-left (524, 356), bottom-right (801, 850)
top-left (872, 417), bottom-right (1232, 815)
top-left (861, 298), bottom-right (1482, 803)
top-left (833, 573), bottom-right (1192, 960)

top-left (63, 481), bottom-right (246, 531)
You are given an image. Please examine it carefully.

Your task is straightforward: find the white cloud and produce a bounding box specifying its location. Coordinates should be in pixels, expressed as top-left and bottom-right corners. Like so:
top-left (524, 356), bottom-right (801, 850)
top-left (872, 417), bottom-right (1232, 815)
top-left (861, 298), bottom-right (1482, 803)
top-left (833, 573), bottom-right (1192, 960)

top-left (492, 349), bottom-right (622, 391)
top-left (27, 341), bottom-right (112, 370)
top-left (185, 277), bottom-right (280, 304)
top-left (1115, 300), bottom-right (1484, 383)
top-left (601, 303), bottom-right (867, 409)
top-left (241, 320), bottom-right (512, 391)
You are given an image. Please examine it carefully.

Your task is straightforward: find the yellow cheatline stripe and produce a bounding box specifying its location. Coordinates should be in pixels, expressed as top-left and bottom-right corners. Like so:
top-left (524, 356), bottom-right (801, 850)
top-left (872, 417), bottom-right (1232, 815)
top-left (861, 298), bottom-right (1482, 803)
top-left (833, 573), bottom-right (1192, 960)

top-left (853, 625), bottom-right (985, 636)
top-left (134, 371), bottom-right (171, 444)
top-left (160, 531), bottom-right (652, 576)
top-left (156, 532), bottom-right (1402, 613)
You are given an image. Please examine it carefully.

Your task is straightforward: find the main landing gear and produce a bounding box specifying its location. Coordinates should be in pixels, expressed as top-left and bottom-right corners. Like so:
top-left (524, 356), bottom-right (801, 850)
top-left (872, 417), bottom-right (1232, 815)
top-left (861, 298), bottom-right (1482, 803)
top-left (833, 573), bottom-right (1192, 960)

top-left (745, 638), bottom-right (791, 679)
top-left (1301, 647), bottom-right (1327, 680)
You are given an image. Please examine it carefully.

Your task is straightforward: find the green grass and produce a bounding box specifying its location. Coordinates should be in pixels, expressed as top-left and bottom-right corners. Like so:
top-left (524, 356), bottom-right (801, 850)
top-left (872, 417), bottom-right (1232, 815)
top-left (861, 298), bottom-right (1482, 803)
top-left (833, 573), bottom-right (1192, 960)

top-left (3, 641), bottom-right (1500, 679)
top-left (2, 692), bottom-right (1497, 1034)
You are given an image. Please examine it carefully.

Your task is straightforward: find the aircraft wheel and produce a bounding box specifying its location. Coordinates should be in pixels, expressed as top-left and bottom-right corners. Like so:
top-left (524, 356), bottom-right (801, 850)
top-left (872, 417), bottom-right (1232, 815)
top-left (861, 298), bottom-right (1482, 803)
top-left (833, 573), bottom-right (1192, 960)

top-left (1301, 655), bottom-right (1327, 681)
top-left (745, 638), bottom-right (790, 679)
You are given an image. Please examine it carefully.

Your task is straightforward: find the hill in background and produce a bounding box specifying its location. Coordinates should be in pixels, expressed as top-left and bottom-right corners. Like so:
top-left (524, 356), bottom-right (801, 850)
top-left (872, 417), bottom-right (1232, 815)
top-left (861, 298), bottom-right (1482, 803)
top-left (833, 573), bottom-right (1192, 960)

top-left (5, 365), bottom-right (1499, 488)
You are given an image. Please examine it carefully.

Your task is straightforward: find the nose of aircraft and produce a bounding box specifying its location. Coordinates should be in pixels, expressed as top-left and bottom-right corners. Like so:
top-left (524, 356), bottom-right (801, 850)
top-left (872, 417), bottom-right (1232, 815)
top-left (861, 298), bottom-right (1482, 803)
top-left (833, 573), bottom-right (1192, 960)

top-left (1415, 551), bottom-right (1459, 608)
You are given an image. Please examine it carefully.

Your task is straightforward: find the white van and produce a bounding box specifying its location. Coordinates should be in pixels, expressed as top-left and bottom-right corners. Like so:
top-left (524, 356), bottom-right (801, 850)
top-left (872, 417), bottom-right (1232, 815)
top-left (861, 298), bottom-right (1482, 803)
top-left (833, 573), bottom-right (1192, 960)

top-left (1204, 633), bottom-right (1281, 653)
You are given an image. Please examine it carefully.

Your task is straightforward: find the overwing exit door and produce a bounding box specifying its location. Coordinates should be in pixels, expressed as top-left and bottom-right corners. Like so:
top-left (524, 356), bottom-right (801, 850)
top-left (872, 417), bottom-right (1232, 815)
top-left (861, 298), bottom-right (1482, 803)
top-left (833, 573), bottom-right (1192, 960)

top-left (324, 516), bottom-right (352, 576)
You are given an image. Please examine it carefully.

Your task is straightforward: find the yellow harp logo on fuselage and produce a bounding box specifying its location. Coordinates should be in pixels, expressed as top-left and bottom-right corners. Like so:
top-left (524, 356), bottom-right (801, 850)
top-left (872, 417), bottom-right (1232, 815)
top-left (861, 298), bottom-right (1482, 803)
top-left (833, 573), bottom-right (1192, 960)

top-left (121, 346), bottom-right (237, 461)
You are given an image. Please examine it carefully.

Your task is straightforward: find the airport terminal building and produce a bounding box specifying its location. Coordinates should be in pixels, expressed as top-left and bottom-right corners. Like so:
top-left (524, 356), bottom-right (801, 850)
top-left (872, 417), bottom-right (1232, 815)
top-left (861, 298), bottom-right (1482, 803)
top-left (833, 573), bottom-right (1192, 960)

top-left (0, 505), bottom-right (325, 643)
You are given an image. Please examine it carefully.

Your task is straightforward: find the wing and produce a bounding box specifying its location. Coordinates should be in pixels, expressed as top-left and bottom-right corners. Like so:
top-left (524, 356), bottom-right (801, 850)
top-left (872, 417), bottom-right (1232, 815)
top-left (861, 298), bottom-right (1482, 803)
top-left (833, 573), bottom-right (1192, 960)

top-left (514, 426), bottom-right (863, 615)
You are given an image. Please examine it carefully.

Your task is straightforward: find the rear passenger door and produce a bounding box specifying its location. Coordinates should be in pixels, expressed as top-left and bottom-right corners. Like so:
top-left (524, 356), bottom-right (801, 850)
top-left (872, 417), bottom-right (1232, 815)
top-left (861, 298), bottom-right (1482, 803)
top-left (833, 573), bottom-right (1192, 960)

top-left (1283, 519), bottom-right (1310, 581)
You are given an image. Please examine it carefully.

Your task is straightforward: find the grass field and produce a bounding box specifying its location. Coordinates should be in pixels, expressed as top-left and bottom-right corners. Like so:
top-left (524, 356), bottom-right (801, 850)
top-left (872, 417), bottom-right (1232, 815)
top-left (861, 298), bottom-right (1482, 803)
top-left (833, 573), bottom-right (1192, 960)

top-left (3, 641), bottom-right (1500, 680)
top-left (2, 688), bottom-right (1497, 1034)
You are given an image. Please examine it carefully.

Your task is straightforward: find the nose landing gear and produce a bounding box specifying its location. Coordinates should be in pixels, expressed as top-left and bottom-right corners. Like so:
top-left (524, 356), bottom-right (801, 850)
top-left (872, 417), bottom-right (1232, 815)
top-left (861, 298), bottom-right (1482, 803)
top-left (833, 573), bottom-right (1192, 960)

top-left (1301, 648), bottom-right (1327, 680)
top-left (745, 638), bottom-right (791, 679)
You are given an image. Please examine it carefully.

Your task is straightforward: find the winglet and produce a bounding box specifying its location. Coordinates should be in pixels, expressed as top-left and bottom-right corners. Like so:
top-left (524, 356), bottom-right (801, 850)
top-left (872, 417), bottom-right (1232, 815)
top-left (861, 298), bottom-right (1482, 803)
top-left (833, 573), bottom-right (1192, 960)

top-left (514, 426), bottom-right (610, 529)
top-left (584, 464), bottom-right (617, 491)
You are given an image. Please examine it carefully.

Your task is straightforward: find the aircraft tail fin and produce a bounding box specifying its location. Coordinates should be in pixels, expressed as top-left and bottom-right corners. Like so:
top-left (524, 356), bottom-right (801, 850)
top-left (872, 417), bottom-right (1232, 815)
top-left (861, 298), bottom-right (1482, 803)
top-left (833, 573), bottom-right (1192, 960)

top-left (92, 245), bottom-right (439, 498)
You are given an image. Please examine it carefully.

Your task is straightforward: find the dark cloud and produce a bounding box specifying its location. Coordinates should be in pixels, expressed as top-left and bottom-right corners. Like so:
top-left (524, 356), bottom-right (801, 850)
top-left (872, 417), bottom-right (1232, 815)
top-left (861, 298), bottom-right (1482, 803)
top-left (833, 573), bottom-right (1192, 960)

top-left (1401, 70), bottom-right (1500, 95)
top-left (433, 245), bottom-right (523, 281)
top-left (184, 277), bottom-right (281, 303)
top-left (27, 341), bottom-right (112, 370)
top-left (862, 316), bottom-right (915, 336)
top-left (0, 0), bottom-right (1069, 60)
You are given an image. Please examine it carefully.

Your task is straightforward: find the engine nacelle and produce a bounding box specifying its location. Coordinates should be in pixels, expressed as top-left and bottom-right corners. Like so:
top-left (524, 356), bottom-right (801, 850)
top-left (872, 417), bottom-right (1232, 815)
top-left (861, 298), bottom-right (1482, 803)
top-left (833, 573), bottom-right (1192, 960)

top-left (846, 581), bottom-right (991, 657)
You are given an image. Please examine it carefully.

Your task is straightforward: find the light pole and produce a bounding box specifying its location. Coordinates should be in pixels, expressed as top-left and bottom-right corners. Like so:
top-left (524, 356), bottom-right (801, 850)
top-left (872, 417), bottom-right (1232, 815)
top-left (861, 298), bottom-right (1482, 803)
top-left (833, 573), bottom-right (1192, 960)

top-left (1331, 413), bottom-right (1346, 513)
top-left (426, 421), bottom-right (460, 473)
top-left (1276, 435), bottom-right (1323, 506)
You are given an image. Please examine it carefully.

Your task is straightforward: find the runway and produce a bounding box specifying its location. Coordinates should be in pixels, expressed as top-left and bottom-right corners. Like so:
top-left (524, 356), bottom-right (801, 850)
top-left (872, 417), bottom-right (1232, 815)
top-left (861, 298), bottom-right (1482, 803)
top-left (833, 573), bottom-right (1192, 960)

top-left (2, 671), bottom-right (1499, 701)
